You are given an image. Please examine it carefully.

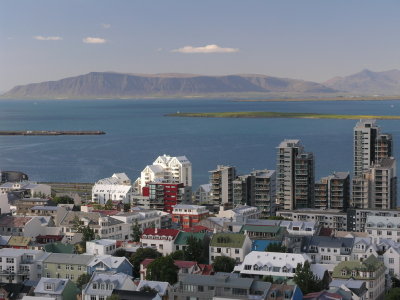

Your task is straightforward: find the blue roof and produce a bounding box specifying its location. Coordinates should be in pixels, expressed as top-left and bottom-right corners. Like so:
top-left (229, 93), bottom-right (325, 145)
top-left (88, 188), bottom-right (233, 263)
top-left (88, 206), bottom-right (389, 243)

top-left (251, 240), bottom-right (277, 251)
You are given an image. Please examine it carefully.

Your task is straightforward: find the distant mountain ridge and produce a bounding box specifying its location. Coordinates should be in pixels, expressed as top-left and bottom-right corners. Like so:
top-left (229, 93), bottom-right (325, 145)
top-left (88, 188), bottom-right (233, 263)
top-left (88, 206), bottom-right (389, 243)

top-left (324, 69), bottom-right (400, 95)
top-left (2, 72), bottom-right (336, 99)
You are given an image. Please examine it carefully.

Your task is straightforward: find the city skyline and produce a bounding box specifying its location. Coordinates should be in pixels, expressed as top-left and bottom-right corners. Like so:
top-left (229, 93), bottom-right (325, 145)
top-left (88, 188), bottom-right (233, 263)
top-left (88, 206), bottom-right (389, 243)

top-left (1, 1), bottom-right (400, 91)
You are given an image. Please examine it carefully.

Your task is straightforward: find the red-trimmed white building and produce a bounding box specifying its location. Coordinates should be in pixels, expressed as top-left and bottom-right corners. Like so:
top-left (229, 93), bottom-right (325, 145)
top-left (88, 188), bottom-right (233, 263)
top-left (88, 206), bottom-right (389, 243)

top-left (172, 204), bottom-right (209, 229)
top-left (140, 228), bottom-right (180, 256)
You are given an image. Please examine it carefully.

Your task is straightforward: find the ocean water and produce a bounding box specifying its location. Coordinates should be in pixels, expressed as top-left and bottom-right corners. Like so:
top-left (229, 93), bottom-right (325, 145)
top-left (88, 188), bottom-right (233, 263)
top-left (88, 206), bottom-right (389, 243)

top-left (0, 99), bottom-right (400, 190)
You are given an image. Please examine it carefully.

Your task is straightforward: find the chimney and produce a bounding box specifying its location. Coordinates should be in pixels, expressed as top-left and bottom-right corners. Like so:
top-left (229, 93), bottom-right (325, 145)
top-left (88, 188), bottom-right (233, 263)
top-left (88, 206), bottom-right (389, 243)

top-left (155, 228), bottom-right (158, 234)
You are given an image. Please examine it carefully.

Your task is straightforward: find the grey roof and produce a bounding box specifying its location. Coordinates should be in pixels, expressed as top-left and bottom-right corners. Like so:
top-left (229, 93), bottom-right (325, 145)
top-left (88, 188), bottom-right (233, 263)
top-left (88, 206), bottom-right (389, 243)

top-left (31, 206), bottom-right (59, 211)
top-left (375, 157), bottom-right (396, 168)
top-left (83, 272), bottom-right (134, 297)
top-left (179, 273), bottom-right (254, 289)
top-left (303, 236), bottom-right (354, 250)
top-left (59, 211), bottom-right (123, 227)
top-left (44, 253), bottom-right (94, 265)
top-left (137, 280), bottom-right (170, 296)
top-left (34, 278), bottom-right (69, 295)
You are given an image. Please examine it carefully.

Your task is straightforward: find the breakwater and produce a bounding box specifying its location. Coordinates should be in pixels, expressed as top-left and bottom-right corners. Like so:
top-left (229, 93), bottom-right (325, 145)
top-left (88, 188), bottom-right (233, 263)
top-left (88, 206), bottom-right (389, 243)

top-left (0, 130), bottom-right (105, 136)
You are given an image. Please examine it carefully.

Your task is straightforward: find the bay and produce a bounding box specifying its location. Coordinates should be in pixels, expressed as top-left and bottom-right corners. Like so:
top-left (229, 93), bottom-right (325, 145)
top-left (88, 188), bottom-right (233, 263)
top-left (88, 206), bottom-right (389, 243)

top-left (0, 99), bottom-right (400, 192)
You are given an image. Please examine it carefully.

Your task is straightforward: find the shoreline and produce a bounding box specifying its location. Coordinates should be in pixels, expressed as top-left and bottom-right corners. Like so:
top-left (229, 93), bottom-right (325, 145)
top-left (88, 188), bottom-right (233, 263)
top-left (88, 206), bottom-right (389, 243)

top-left (0, 130), bottom-right (106, 136)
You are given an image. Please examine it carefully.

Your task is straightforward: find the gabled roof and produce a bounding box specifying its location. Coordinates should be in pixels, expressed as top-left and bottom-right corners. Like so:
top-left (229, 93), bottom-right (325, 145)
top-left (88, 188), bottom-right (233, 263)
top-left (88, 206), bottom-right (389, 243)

top-left (210, 233), bottom-right (247, 248)
top-left (174, 232), bottom-right (205, 245)
top-left (136, 280), bottom-right (170, 296)
top-left (44, 253), bottom-right (94, 265)
top-left (0, 215), bottom-right (32, 228)
top-left (34, 278), bottom-right (70, 295)
top-left (142, 228), bottom-right (180, 238)
top-left (88, 255), bottom-right (131, 269)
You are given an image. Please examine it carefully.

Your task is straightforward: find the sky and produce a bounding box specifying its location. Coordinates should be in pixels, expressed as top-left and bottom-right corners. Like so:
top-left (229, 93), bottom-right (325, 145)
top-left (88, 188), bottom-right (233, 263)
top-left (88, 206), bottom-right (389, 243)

top-left (1, 0), bottom-right (400, 92)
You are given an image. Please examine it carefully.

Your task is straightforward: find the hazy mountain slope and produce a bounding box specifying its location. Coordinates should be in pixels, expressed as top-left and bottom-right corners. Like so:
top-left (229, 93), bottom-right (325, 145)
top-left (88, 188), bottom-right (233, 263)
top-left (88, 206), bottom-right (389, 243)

top-left (324, 69), bottom-right (400, 95)
top-left (3, 72), bottom-right (336, 98)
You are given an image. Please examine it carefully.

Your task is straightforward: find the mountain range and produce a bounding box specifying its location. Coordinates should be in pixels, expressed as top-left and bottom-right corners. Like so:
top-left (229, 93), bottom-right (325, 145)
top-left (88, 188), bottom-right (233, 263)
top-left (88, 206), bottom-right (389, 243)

top-left (2, 69), bottom-right (400, 99)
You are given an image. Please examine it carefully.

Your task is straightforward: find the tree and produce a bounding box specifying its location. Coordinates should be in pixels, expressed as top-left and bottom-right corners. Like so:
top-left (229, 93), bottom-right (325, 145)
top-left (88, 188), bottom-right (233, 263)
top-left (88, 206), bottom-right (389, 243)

top-left (385, 288), bottom-right (400, 300)
top-left (146, 255), bottom-right (178, 284)
top-left (184, 235), bottom-right (204, 262)
top-left (171, 250), bottom-right (185, 260)
top-left (130, 247), bottom-right (162, 278)
top-left (212, 256), bottom-right (236, 273)
top-left (140, 285), bottom-right (159, 294)
top-left (52, 195), bottom-right (74, 204)
top-left (76, 273), bottom-right (91, 289)
top-left (391, 276), bottom-right (400, 288)
top-left (262, 275), bottom-right (274, 283)
top-left (81, 225), bottom-right (95, 242)
top-left (105, 199), bottom-right (113, 210)
top-left (266, 243), bottom-right (287, 253)
top-left (106, 295), bottom-right (120, 300)
top-left (131, 219), bottom-right (142, 242)
top-left (293, 261), bottom-right (323, 295)
top-left (123, 203), bottom-right (131, 212)
top-left (114, 249), bottom-right (128, 257)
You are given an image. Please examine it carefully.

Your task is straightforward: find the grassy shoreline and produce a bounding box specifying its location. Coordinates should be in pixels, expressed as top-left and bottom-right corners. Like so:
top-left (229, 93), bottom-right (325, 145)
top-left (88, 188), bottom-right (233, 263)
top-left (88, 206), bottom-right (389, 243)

top-left (167, 111), bottom-right (400, 120)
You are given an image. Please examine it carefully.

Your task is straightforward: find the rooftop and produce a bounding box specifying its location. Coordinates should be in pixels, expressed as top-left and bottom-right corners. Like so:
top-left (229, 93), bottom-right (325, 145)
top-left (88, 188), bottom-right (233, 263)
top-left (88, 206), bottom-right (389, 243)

top-left (210, 233), bottom-right (247, 248)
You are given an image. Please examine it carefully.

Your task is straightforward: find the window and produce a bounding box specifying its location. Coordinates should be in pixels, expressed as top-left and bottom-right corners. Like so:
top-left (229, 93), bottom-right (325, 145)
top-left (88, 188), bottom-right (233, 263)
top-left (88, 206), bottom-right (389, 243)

top-left (198, 286), bottom-right (204, 292)
top-left (45, 283), bottom-right (53, 291)
top-left (93, 283), bottom-right (97, 289)
top-left (78, 266), bottom-right (82, 271)
top-left (341, 270), bottom-right (346, 276)
top-left (90, 296), bottom-right (96, 300)
top-left (389, 258), bottom-right (395, 264)
top-left (6, 258), bottom-right (14, 263)
top-left (235, 249), bottom-right (240, 254)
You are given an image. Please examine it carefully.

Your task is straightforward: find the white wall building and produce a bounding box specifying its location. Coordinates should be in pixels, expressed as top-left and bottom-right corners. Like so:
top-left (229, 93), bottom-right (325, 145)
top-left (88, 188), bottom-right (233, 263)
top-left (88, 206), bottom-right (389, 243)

top-left (217, 205), bottom-right (261, 223)
top-left (112, 210), bottom-right (162, 230)
top-left (365, 215), bottom-right (400, 243)
top-left (234, 251), bottom-right (310, 279)
top-left (137, 155), bottom-right (192, 192)
top-left (140, 228), bottom-right (180, 256)
top-left (209, 232), bottom-right (252, 264)
top-left (0, 181), bottom-right (51, 198)
top-left (92, 173), bottom-right (133, 205)
top-left (86, 239), bottom-right (117, 256)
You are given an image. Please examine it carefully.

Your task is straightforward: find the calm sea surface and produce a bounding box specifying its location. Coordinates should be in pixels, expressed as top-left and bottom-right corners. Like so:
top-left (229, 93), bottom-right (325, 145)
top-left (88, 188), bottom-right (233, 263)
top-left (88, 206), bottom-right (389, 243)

top-left (1, 99), bottom-right (400, 190)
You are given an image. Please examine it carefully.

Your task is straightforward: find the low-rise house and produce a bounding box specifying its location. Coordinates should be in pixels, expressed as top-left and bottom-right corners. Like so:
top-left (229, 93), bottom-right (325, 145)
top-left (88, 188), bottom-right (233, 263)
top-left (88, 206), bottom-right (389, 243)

top-left (34, 277), bottom-right (79, 300)
top-left (239, 225), bottom-right (286, 241)
top-left (0, 215), bottom-right (53, 238)
top-left (87, 255), bottom-right (132, 276)
top-left (0, 248), bottom-right (48, 283)
top-left (234, 251), bottom-right (310, 279)
top-left (217, 205), bottom-right (261, 223)
top-left (302, 236), bottom-right (354, 264)
top-left (15, 198), bottom-right (55, 215)
top-left (140, 228), bottom-right (180, 256)
top-left (82, 271), bottom-right (137, 300)
top-left (42, 253), bottom-right (94, 283)
top-left (351, 237), bottom-right (378, 262)
top-left (170, 273), bottom-right (272, 300)
top-left (365, 215), bottom-right (400, 243)
top-left (36, 235), bottom-right (66, 245)
top-left (140, 259), bottom-right (203, 280)
top-left (112, 209), bottom-right (162, 230)
top-left (136, 280), bottom-right (170, 300)
top-left (171, 204), bottom-right (209, 229)
top-left (209, 233), bottom-right (251, 263)
top-left (0, 181), bottom-right (51, 198)
top-left (86, 239), bottom-right (117, 256)
top-left (173, 232), bottom-right (207, 252)
top-left (266, 283), bottom-right (303, 300)
top-left (329, 278), bottom-right (368, 300)
top-left (331, 255), bottom-right (385, 300)
top-left (59, 211), bottom-right (130, 241)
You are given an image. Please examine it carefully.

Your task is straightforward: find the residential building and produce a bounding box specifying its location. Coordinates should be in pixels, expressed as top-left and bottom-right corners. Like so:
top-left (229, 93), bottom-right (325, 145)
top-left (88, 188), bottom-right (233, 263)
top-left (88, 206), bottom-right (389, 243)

top-left (137, 154), bottom-right (192, 192)
top-left (194, 184), bottom-right (211, 203)
top-left (82, 272), bottom-right (137, 300)
top-left (87, 255), bottom-right (132, 276)
top-left (0, 181), bottom-right (51, 198)
top-left (302, 236), bottom-right (354, 264)
top-left (15, 198), bottom-right (55, 215)
top-left (266, 284), bottom-right (303, 300)
top-left (174, 232), bottom-right (207, 252)
top-left (217, 205), bottom-right (261, 223)
top-left (140, 259), bottom-right (204, 280)
top-left (86, 239), bottom-right (117, 256)
top-left (314, 172), bottom-right (350, 210)
top-left (239, 225), bottom-right (286, 242)
top-left (0, 215), bottom-right (53, 238)
top-left (347, 207), bottom-right (400, 232)
top-left (377, 239), bottom-right (400, 277)
top-left (234, 251), bottom-right (310, 279)
top-left (209, 232), bottom-right (251, 263)
top-left (172, 204), bottom-right (209, 229)
top-left (142, 182), bottom-right (191, 213)
top-left (329, 279), bottom-right (368, 300)
top-left (276, 139), bottom-right (314, 210)
top-left (33, 278), bottom-right (79, 300)
top-left (112, 209), bottom-right (162, 230)
top-left (332, 255), bottom-right (385, 300)
top-left (375, 133), bottom-right (393, 163)
top-left (276, 209), bottom-right (348, 231)
top-left (209, 165), bottom-right (236, 206)
top-left (169, 273), bottom-right (273, 300)
top-left (365, 215), bottom-right (400, 243)
top-left (140, 228), bottom-right (180, 256)
top-left (92, 173), bottom-right (134, 205)
top-left (280, 220), bottom-right (319, 236)
top-left (0, 248), bottom-right (48, 283)
top-left (136, 280), bottom-right (170, 300)
top-left (42, 253), bottom-right (94, 283)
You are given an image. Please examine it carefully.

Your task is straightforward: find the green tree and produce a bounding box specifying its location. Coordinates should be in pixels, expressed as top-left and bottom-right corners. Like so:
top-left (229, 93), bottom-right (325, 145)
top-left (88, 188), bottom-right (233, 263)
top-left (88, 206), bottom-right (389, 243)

top-left (266, 242), bottom-right (287, 253)
top-left (131, 219), bottom-right (142, 242)
top-left (146, 255), bottom-right (178, 284)
top-left (262, 275), bottom-right (274, 283)
top-left (140, 285), bottom-right (159, 294)
top-left (385, 288), bottom-right (400, 300)
top-left (114, 249), bottom-right (128, 257)
top-left (105, 199), bottom-right (113, 210)
top-left (52, 195), bottom-right (74, 204)
top-left (171, 250), bottom-right (185, 260)
top-left (293, 261), bottom-right (323, 295)
top-left (130, 247), bottom-right (162, 278)
top-left (123, 203), bottom-right (131, 212)
top-left (212, 256), bottom-right (236, 273)
top-left (76, 273), bottom-right (91, 289)
top-left (106, 295), bottom-right (120, 300)
top-left (184, 235), bottom-right (204, 262)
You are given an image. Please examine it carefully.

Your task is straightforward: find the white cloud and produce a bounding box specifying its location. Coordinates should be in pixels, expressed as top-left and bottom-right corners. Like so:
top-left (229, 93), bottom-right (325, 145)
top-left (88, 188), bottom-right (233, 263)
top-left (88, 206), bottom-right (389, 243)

top-left (172, 44), bottom-right (239, 54)
top-left (33, 36), bottom-right (62, 41)
top-left (102, 23), bottom-right (111, 29)
top-left (83, 37), bottom-right (107, 44)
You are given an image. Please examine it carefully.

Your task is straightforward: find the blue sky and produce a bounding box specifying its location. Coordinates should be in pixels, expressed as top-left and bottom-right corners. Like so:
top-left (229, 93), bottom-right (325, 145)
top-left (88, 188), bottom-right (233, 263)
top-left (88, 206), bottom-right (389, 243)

top-left (1, 0), bottom-right (400, 91)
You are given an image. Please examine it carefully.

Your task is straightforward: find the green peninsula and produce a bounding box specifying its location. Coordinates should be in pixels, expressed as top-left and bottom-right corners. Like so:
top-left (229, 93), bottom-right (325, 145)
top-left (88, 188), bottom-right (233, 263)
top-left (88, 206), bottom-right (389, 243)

top-left (167, 111), bottom-right (400, 120)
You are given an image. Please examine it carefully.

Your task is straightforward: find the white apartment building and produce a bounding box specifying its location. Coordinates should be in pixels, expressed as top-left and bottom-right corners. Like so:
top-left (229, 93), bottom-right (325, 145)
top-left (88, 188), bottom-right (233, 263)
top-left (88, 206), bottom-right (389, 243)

top-left (209, 232), bottom-right (252, 264)
top-left (92, 173), bottom-right (133, 205)
top-left (303, 236), bottom-right (354, 264)
top-left (234, 251), bottom-right (310, 279)
top-left (365, 215), bottom-right (400, 243)
top-left (378, 239), bottom-right (400, 277)
top-left (86, 239), bottom-right (117, 256)
top-left (0, 181), bottom-right (51, 197)
top-left (217, 205), bottom-right (261, 223)
top-left (0, 248), bottom-right (48, 283)
top-left (112, 210), bottom-right (162, 230)
top-left (137, 155), bottom-right (192, 192)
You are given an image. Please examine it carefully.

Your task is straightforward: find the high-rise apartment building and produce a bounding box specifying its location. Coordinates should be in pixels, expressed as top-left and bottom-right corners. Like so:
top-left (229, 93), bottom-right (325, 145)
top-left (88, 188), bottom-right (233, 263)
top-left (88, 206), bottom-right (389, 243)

top-left (209, 165), bottom-right (236, 206)
top-left (314, 172), bottom-right (350, 210)
top-left (276, 139), bottom-right (314, 210)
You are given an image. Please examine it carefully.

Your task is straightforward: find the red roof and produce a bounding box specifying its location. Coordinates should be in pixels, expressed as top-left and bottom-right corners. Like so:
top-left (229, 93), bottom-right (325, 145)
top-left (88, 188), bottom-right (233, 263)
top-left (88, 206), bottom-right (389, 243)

top-left (183, 225), bottom-right (210, 233)
top-left (303, 291), bottom-right (342, 299)
top-left (319, 227), bottom-right (333, 237)
top-left (141, 258), bottom-right (197, 269)
top-left (198, 264), bottom-right (214, 275)
top-left (142, 228), bottom-right (180, 238)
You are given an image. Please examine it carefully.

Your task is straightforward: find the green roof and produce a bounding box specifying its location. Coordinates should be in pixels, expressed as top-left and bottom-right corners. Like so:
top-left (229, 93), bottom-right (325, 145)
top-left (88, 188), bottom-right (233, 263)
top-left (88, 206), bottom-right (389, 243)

top-left (240, 225), bottom-right (282, 234)
top-left (332, 255), bottom-right (384, 279)
top-left (44, 242), bottom-right (74, 254)
top-left (210, 233), bottom-right (246, 248)
top-left (174, 232), bottom-right (206, 245)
